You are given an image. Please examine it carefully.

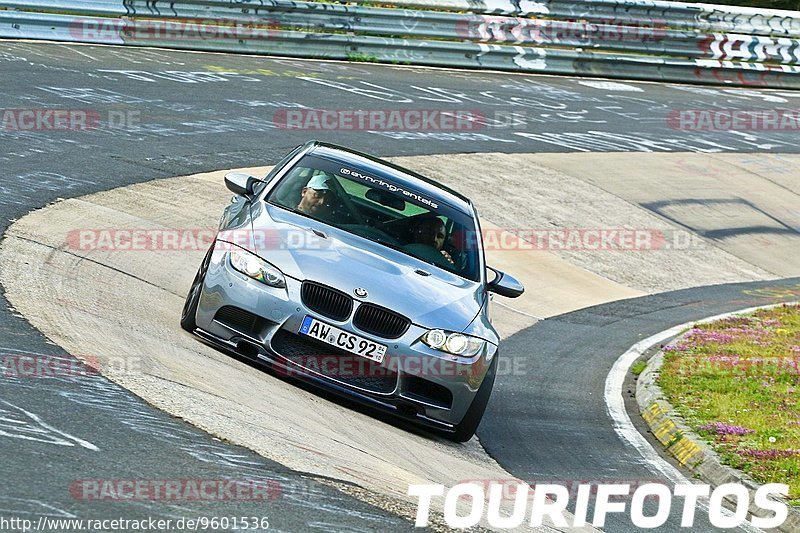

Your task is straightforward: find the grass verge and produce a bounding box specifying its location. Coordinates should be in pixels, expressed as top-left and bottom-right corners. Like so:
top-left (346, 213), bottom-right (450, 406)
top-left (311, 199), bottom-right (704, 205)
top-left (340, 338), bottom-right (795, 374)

top-left (658, 304), bottom-right (800, 506)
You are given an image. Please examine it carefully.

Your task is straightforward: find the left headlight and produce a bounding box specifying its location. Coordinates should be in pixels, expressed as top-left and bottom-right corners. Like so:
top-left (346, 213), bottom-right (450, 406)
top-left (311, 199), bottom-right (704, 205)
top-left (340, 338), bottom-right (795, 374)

top-left (421, 329), bottom-right (486, 357)
top-left (229, 248), bottom-right (286, 288)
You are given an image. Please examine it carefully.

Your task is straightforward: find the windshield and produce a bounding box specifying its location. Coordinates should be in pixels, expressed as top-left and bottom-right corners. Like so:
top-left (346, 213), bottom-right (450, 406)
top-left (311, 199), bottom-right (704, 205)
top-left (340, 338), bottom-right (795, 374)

top-left (267, 155), bottom-right (481, 281)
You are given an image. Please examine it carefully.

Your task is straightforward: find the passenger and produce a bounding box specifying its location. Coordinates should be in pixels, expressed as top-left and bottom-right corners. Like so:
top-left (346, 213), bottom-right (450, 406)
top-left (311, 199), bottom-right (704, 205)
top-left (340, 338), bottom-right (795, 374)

top-left (410, 216), bottom-right (454, 264)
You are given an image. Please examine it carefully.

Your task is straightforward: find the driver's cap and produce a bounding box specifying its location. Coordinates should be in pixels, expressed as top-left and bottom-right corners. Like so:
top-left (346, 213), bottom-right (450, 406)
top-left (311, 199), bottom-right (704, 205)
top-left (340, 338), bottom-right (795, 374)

top-left (305, 175), bottom-right (330, 191)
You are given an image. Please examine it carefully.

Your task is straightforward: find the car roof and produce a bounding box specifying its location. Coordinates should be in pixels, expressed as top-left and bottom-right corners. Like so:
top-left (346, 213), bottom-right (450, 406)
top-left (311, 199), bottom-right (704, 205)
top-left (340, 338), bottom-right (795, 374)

top-left (306, 141), bottom-right (474, 216)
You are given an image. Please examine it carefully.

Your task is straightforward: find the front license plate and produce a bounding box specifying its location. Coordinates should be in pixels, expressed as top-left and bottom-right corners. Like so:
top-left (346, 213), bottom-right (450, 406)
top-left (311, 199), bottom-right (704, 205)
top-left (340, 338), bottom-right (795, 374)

top-left (299, 316), bottom-right (387, 363)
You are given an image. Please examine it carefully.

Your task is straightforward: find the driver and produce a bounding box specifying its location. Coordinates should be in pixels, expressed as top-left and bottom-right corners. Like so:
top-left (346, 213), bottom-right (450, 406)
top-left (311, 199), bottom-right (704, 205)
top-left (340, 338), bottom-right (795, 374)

top-left (296, 175), bottom-right (333, 218)
top-left (410, 216), bottom-right (454, 265)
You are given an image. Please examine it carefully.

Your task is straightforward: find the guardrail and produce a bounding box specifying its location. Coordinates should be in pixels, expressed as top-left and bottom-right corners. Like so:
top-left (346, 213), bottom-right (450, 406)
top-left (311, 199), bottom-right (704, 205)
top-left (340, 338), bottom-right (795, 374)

top-left (362, 0), bottom-right (800, 36)
top-left (1, 0), bottom-right (800, 88)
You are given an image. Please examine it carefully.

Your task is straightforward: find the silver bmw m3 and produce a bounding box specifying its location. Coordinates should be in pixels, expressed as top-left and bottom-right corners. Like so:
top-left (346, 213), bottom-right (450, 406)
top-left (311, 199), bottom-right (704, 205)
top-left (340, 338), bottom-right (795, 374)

top-left (181, 141), bottom-right (523, 441)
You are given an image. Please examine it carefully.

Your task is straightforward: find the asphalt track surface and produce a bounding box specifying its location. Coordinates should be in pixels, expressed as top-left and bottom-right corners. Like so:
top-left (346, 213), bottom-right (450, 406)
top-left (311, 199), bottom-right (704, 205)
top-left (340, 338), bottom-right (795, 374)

top-left (484, 278), bottom-right (800, 532)
top-left (1, 40), bottom-right (799, 531)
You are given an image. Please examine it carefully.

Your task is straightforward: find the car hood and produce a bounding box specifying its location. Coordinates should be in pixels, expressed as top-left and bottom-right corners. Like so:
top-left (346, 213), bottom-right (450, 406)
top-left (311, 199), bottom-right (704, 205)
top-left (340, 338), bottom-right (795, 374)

top-left (238, 203), bottom-right (484, 332)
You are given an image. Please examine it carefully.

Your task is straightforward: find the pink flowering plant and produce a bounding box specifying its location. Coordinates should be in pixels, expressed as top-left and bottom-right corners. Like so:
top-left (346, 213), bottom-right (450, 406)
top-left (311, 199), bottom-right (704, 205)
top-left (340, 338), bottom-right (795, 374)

top-left (657, 304), bottom-right (800, 505)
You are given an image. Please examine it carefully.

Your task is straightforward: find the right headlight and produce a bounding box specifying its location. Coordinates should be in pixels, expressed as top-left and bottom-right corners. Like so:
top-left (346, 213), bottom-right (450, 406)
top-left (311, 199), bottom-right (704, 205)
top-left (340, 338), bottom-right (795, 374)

top-left (229, 248), bottom-right (286, 288)
top-left (421, 329), bottom-right (485, 357)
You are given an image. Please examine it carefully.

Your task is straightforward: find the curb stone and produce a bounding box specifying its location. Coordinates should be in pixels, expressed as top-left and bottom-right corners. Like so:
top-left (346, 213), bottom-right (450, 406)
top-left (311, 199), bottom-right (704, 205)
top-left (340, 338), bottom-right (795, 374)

top-left (636, 341), bottom-right (800, 532)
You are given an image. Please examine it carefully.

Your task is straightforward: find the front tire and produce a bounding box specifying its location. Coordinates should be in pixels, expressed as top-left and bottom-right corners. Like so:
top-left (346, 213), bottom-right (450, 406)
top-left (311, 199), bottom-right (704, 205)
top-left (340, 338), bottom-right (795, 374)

top-left (449, 354), bottom-right (498, 443)
top-left (180, 243), bottom-right (214, 333)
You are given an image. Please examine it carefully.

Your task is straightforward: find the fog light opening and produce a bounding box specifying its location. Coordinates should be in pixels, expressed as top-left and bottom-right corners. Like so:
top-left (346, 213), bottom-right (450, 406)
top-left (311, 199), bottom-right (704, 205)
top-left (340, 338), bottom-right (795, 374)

top-left (236, 339), bottom-right (261, 358)
top-left (397, 402), bottom-right (421, 417)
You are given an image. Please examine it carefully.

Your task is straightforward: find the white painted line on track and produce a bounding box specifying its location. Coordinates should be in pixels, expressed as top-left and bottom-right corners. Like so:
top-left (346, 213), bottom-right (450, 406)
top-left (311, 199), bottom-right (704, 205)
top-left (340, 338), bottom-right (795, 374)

top-left (493, 300), bottom-right (544, 321)
top-left (604, 302), bottom-right (798, 533)
top-left (0, 399), bottom-right (100, 451)
top-left (59, 44), bottom-right (97, 62)
top-left (577, 80), bottom-right (644, 92)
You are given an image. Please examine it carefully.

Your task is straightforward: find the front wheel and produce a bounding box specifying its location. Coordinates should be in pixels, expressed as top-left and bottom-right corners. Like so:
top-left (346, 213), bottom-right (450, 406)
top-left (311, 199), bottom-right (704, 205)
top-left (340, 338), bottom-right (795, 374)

top-left (448, 354), bottom-right (498, 443)
top-left (180, 243), bottom-right (214, 333)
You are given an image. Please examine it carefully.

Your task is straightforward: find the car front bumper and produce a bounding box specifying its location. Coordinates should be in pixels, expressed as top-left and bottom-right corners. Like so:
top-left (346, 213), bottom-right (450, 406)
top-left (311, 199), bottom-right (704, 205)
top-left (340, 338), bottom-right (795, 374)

top-left (193, 245), bottom-right (497, 430)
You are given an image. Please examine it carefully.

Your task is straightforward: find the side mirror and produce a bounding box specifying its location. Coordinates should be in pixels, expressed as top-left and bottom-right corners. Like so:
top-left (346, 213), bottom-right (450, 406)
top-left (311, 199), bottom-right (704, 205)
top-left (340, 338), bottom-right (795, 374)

top-left (224, 172), bottom-right (261, 197)
top-left (486, 266), bottom-right (524, 298)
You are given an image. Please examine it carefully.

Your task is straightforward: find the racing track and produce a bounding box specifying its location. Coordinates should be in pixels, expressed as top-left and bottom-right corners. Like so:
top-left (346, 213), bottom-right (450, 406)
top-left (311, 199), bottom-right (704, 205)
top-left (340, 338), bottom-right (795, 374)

top-left (1, 40), bottom-right (800, 531)
top-left (483, 278), bottom-right (800, 530)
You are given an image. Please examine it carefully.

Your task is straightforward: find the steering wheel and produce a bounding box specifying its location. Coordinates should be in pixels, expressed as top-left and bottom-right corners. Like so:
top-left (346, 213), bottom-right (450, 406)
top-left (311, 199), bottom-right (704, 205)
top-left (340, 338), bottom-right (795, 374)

top-left (324, 174), bottom-right (368, 227)
top-left (325, 196), bottom-right (358, 224)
